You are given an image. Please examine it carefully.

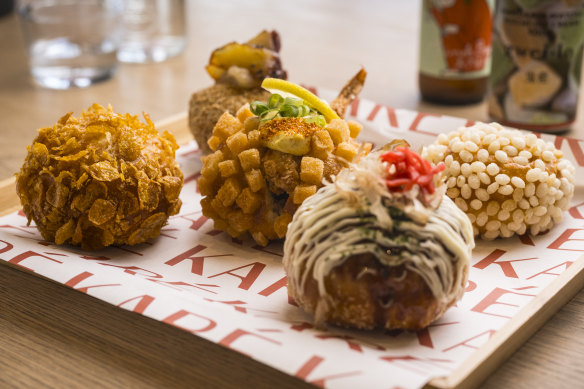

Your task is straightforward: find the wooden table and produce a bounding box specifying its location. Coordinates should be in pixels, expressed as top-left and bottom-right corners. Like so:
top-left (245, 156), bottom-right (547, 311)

top-left (1, 1), bottom-right (583, 388)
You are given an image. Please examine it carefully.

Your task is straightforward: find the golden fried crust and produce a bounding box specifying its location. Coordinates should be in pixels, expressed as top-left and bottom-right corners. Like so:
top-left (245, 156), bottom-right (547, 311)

top-left (288, 254), bottom-right (464, 330)
top-left (200, 108), bottom-right (365, 246)
top-left (189, 84), bottom-right (269, 154)
top-left (16, 104), bottom-right (183, 250)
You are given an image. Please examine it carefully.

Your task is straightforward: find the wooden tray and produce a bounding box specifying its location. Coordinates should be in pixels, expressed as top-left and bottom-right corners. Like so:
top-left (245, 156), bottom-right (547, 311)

top-left (1, 113), bottom-right (583, 389)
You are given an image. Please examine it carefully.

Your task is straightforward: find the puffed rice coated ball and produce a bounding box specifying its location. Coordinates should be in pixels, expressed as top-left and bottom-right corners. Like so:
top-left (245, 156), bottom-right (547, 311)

top-left (423, 122), bottom-right (575, 239)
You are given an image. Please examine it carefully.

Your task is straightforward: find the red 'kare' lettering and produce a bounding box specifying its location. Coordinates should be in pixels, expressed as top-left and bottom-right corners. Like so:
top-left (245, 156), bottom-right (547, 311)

top-left (442, 330), bottom-right (496, 352)
top-left (548, 229), bottom-right (584, 251)
top-left (64, 271), bottom-right (121, 293)
top-left (258, 276), bottom-right (287, 296)
top-left (366, 104), bottom-right (399, 128)
top-left (471, 287), bottom-right (536, 319)
top-left (118, 295), bottom-right (155, 314)
top-left (473, 249), bottom-right (536, 278)
top-left (9, 250), bottom-right (63, 272)
top-left (208, 262), bottom-right (266, 290)
top-left (165, 245), bottom-right (231, 275)
top-left (163, 309), bottom-right (216, 333)
top-left (554, 136), bottom-right (584, 167)
top-left (0, 240), bottom-right (14, 254)
top-left (527, 261), bottom-right (573, 280)
top-left (408, 112), bottom-right (440, 135)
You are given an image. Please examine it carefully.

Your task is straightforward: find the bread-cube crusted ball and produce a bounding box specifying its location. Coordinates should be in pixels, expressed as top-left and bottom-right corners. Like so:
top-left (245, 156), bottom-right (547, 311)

top-left (199, 104), bottom-right (369, 246)
top-left (16, 104), bottom-right (183, 250)
top-left (423, 122), bottom-right (575, 239)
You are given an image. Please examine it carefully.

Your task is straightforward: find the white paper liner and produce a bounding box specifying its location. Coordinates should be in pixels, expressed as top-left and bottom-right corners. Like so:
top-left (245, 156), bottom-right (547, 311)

top-left (1, 90), bottom-right (583, 388)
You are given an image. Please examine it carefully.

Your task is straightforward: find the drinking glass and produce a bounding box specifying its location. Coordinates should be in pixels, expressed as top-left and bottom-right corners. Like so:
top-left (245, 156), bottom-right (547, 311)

top-left (17, 0), bottom-right (120, 89)
top-left (116, 0), bottom-right (186, 64)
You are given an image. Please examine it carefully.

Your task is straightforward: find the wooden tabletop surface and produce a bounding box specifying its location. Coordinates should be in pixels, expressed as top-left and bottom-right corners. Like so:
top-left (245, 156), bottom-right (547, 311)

top-left (1, 0), bottom-right (583, 388)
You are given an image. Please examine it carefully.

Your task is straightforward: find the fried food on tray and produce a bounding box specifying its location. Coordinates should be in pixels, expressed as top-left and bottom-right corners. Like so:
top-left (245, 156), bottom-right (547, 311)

top-left (283, 147), bottom-right (474, 330)
top-left (423, 122), bottom-right (575, 239)
top-left (199, 75), bottom-right (371, 246)
top-left (189, 30), bottom-right (287, 155)
top-left (16, 104), bottom-right (183, 250)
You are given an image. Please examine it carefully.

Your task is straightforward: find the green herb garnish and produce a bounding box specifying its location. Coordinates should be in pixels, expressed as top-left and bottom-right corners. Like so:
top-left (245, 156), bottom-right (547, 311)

top-left (250, 93), bottom-right (327, 126)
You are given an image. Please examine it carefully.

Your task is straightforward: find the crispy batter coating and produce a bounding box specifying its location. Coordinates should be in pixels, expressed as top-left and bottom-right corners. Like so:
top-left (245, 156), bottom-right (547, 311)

top-left (290, 254), bottom-right (466, 330)
top-left (199, 105), bottom-right (369, 246)
top-left (16, 104), bottom-right (183, 250)
top-left (189, 84), bottom-right (269, 155)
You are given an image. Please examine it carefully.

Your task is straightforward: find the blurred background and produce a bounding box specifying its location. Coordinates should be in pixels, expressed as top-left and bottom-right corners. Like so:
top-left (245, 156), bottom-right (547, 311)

top-left (1, 0), bottom-right (427, 180)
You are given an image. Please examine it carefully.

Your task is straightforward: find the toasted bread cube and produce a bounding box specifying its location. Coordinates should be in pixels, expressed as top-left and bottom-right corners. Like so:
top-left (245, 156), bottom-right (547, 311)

top-left (309, 147), bottom-right (330, 161)
top-left (226, 132), bottom-right (249, 155)
top-left (347, 120), bottom-right (363, 138)
top-left (245, 169), bottom-right (265, 192)
top-left (207, 135), bottom-right (221, 152)
top-left (251, 231), bottom-right (268, 247)
top-left (197, 176), bottom-right (215, 196)
top-left (201, 150), bottom-right (224, 178)
top-left (217, 177), bottom-right (241, 207)
top-left (228, 209), bottom-right (253, 233)
top-left (361, 142), bottom-right (373, 156)
top-left (244, 116), bottom-right (260, 132)
top-left (236, 187), bottom-right (262, 214)
top-left (293, 185), bottom-right (317, 204)
top-left (247, 130), bottom-right (261, 148)
top-left (312, 129), bottom-right (334, 153)
top-left (238, 148), bottom-right (260, 171)
top-left (334, 142), bottom-right (358, 162)
top-left (300, 156), bottom-right (324, 185)
top-left (200, 196), bottom-right (215, 218)
top-left (218, 159), bottom-right (239, 178)
top-left (326, 119), bottom-right (350, 145)
top-left (236, 104), bottom-right (255, 123)
top-left (213, 112), bottom-right (243, 140)
top-left (211, 198), bottom-right (230, 219)
top-left (274, 212), bottom-right (293, 238)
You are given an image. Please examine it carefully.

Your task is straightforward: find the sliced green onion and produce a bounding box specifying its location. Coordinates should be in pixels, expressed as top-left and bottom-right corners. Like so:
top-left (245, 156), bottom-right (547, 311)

top-left (284, 97), bottom-right (303, 106)
top-left (280, 104), bottom-right (299, 117)
top-left (260, 110), bottom-right (278, 121)
top-left (250, 101), bottom-right (269, 115)
top-left (305, 115), bottom-right (326, 127)
top-left (268, 94), bottom-right (284, 109)
top-left (298, 105), bottom-right (310, 117)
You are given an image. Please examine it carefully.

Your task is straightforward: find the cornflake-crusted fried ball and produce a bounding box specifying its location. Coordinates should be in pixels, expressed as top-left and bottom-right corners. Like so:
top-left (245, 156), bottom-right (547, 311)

top-left (423, 122), bottom-right (575, 239)
top-left (200, 104), bottom-right (369, 246)
top-left (16, 104), bottom-right (183, 250)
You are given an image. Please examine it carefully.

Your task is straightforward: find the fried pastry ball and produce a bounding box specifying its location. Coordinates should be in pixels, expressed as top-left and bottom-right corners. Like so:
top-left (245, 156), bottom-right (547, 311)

top-left (16, 104), bottom-right (183, 250)
top-left (283, 148), bottom-right (474, 330)
top-left (423, 122), bottom-right (575, 239)
top-left (199, 104), bottom-right (368, 246)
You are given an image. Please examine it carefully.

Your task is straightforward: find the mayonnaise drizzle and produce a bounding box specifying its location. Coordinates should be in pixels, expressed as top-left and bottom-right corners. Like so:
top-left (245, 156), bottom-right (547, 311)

top-left (283, 152), bottom-right (475, 306)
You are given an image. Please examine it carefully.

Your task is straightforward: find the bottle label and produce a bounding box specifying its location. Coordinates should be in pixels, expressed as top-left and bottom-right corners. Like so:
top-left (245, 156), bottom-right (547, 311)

top-left (420, 0), bottom-right (494, 79)
top-left (488, 0), bottom-right (584, 130)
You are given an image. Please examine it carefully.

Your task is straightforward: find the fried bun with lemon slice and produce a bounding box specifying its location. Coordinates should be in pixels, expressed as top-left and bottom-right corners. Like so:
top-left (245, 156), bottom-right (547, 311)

top-left (198, 71), bottom-right (371, 246)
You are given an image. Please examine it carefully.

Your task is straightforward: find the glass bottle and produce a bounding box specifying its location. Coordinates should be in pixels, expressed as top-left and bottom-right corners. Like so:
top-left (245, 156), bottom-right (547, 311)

top-left (488, 0), bottom-right (584, 132)
top-left (419, 0), bottom-right (494, 105)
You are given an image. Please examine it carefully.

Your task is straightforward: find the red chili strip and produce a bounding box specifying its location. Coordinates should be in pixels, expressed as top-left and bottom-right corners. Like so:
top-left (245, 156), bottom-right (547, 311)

top-left (380, 146), bottom-right (445, 196)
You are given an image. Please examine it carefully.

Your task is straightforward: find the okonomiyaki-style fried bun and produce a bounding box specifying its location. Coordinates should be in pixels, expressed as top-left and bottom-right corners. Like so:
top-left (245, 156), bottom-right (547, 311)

top-left (16, 103), bottom-right (183, 250)
top-left (423, 122), bottom-right (575, 239)
top-left (283, 147), bottom-right (474, 330)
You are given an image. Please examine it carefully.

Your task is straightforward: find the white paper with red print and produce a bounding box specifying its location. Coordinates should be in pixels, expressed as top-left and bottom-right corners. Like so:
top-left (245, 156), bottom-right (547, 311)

top-left (1, 90), bottom-right (583, 389)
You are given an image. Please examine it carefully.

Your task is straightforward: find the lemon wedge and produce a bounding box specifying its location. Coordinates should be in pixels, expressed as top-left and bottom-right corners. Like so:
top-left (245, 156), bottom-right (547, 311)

top-left (261, 78), bottom-right (340, 122)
